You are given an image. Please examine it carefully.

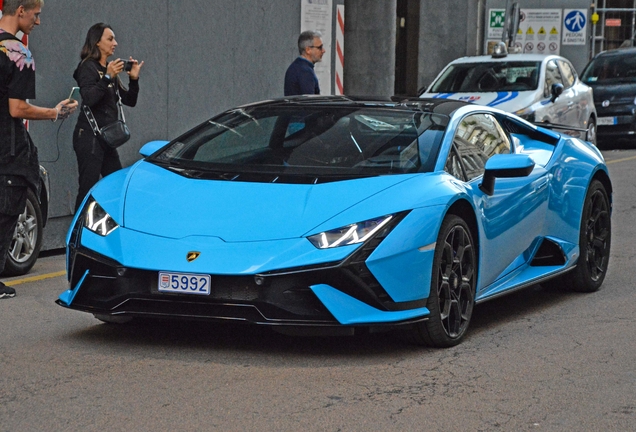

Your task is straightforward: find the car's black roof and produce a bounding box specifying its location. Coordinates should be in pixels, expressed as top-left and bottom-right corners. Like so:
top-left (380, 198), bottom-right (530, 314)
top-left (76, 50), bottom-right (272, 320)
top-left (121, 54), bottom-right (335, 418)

top-left (592, 47), bottom-right (636, 59)
top-left (238, 96), bottom-right (470, 117)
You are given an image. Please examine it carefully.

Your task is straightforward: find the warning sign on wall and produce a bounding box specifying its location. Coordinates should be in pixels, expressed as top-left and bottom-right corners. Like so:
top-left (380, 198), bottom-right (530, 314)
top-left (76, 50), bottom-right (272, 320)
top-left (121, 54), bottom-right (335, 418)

top-left (516, 9), bottom-right (562, 54)
top-left (486, 8), bottom-right (562, 55)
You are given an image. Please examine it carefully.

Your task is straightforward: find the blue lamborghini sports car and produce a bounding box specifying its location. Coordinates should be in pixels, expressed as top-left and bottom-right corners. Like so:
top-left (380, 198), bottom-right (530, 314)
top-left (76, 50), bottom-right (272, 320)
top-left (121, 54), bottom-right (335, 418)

top-left (57, 97), bottom-right (612, 347)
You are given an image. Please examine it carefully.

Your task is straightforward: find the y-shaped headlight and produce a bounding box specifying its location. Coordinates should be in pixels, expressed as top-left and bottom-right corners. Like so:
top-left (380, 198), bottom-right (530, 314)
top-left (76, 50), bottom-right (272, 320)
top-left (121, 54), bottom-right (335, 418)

top-left (308, 215), bottom-right (394, 249)
top-left (84, 198), bottom-right (119, 236)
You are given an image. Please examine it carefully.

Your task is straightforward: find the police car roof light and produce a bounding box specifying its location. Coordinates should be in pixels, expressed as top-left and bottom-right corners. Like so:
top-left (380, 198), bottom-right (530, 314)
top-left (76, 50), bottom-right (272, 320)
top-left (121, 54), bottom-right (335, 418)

top-left (492, 41), bottom-right (508, 58)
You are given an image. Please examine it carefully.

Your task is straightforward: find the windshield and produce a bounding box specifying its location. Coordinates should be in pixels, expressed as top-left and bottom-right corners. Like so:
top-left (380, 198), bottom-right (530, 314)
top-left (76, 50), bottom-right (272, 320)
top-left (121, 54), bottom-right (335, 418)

top-left (430, 61), bottom-right (541, 93)
top-left (150, 106), bottom-right (448, 183)
top-left (581, 53), bottom-right (636, 84)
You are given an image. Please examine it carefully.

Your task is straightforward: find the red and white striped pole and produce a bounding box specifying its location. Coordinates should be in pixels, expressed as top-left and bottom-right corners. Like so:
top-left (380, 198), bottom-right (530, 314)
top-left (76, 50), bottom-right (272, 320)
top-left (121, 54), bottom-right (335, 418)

top-left (335, 5), bottom-right (345, 95)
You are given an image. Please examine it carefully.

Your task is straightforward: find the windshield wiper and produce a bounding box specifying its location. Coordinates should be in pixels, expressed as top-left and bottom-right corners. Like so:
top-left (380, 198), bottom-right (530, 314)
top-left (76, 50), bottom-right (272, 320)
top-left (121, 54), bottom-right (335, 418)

top-left (208, 120), bottom-right (243, 137)
top-left (231, 108), bottom-right (260, 126)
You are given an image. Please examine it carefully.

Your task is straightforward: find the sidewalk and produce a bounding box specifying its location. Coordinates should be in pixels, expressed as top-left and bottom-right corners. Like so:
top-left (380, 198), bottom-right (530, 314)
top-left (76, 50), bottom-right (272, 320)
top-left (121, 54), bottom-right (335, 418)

top-left (1, 250), bottom-right (67, 286)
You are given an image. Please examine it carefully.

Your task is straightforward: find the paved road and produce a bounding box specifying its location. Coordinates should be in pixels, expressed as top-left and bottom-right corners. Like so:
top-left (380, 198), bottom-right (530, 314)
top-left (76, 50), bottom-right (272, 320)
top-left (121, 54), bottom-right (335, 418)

top-left (1, 150), bottom-right (635, 431)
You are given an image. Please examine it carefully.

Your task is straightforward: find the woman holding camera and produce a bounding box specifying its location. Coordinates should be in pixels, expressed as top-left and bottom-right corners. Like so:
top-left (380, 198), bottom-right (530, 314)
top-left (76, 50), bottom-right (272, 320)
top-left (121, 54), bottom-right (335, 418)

top-left (72, 22), bottom-right (144, 212)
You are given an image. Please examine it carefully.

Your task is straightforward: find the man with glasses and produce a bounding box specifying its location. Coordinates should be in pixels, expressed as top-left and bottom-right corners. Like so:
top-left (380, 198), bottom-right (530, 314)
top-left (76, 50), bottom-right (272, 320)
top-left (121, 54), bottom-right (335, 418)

top-left (284, 30), bottom-right (325, 96)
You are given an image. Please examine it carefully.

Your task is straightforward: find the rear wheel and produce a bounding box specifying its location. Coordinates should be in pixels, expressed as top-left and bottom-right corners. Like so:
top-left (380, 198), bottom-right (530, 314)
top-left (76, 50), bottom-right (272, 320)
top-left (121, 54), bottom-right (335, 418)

top-left (2, 188), bottom-right (43, 276)
top-left (408, 215), bottom-right (476, 347)
top-left (545, 180), bottom-right (611, 292)
top-left (568, 180), bottom-right (611, 292)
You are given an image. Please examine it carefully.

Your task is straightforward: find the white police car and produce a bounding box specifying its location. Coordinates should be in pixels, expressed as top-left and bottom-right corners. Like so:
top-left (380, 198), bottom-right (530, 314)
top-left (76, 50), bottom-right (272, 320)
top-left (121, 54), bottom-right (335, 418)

top-left (420, 43), bottom-right (597, 145)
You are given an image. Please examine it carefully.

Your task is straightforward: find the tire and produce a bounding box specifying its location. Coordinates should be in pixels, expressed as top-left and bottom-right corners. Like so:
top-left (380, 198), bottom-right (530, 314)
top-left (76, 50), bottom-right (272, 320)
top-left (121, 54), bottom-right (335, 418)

top-left (2, 188), bottom-right (43, 276)
top-left (586, 117), bottom-right (597, 146)
top-left (408, 215), bottom-right (477, 347)
top-left (564, 180), bottom-right (611, 292)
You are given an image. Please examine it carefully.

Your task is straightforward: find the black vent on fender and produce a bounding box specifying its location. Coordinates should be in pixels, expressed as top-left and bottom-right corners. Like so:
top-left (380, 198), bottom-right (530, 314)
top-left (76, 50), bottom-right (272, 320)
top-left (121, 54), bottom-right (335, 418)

top-left (531, 238), bottom-right (566, 266)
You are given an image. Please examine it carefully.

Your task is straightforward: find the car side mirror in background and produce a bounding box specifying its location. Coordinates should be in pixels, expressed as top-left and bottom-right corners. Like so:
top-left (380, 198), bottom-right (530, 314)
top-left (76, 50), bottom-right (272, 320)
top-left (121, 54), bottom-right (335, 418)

top-left (550, 83), bottom-right (564, 103)
top-left (417, 85), bottom-right (429, 96)
top-left (139, 140), bottom-right (169, 157)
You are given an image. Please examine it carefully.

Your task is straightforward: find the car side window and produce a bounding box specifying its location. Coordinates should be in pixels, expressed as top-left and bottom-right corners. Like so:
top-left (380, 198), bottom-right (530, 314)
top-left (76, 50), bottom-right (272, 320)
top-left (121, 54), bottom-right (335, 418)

top-left (445, 113), bottom-right (511, 181)
top-left (558, 60), bottom-right (576, 88)
top-left (544, 59), bottom-right (564, 96)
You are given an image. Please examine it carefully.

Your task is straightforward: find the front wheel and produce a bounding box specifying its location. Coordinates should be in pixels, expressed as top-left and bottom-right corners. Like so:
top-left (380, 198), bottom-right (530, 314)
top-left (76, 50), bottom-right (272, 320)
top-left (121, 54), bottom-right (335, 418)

top-left (2, 188), bottom-right (43, 276)
top-left (408, 215), bottom-right (476, 347)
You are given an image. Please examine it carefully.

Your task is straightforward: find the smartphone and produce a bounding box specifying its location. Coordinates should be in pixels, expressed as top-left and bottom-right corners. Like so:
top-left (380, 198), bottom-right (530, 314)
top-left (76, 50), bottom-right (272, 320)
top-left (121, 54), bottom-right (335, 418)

top-left (68, 86), bottom-right (80, 102)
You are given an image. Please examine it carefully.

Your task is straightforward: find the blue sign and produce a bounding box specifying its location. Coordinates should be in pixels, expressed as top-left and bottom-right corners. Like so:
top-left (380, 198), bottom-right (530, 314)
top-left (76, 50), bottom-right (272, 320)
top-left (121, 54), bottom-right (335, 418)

top-left (564, 10), bottom-right (586, 32)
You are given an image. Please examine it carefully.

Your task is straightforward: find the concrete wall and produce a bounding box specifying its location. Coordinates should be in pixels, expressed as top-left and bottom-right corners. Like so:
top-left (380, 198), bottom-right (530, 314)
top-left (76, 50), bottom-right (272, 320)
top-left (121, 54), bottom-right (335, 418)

top-left (343, 0), bottom-right (397, 96)
top-left (27, 0), bottom-right (343, 249)
top-left (417, 0), bottom-right (484, 89)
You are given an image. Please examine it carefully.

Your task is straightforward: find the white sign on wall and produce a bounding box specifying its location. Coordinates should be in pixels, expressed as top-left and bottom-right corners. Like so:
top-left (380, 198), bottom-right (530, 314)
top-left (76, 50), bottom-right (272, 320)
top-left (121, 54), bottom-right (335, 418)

top-left (562, 9), bottom-right (587, 45)
top-left (486, 8), bottom-right (561, 55)
top-left (516, 9), bottom-right (562, 55)
top-left (301, 0), bottom-right (333, 94)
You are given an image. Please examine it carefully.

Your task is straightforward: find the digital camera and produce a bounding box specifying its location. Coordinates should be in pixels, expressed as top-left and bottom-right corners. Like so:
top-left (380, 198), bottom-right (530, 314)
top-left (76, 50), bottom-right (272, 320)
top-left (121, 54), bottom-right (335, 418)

top-left (123, 60), bottom-right (133, 72)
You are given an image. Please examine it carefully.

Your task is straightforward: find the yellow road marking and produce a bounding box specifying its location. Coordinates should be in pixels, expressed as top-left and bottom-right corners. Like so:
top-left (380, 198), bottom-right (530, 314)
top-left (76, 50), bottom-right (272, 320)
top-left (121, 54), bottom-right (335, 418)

top-left (606, 155), bottom-right (636, 165)
top-left (3, 270), bottom-right (66, 286)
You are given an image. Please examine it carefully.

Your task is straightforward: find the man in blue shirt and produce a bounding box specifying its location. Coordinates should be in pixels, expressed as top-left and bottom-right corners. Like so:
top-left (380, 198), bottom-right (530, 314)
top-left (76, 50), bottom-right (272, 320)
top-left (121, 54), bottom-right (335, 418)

top-left (284, 31), bottom-right (325, 96)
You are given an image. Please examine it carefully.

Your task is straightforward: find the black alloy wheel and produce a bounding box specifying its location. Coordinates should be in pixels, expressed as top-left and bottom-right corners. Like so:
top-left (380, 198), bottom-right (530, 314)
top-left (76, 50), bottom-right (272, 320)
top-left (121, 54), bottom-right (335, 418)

top-left (545, 179), bottom-right (611, 292)
top-left (409, 215), bottom-right (476, 347)
top-left (571, 180), bottom-right (611, 292)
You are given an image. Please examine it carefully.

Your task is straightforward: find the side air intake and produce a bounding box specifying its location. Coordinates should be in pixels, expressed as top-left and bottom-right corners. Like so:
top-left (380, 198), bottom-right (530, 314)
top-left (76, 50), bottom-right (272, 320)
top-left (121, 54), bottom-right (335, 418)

top-left (531, 238), bottom-right (567, 266)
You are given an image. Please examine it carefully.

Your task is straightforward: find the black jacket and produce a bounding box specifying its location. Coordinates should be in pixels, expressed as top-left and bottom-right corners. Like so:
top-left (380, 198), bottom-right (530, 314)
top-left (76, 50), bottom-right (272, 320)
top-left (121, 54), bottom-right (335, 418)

top-left (73, 58), bottom-right (139, 132)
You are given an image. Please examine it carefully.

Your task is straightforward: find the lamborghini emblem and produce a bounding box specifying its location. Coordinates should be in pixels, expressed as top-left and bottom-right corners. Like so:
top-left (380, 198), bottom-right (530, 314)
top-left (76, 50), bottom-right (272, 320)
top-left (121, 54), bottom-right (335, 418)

top-left (186, 251), bottom-right (201, 262)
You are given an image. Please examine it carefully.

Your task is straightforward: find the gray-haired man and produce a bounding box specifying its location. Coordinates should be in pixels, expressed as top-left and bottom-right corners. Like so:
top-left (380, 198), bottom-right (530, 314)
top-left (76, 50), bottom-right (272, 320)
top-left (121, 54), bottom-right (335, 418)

top-left (284, 30), bottom-right (325, 96)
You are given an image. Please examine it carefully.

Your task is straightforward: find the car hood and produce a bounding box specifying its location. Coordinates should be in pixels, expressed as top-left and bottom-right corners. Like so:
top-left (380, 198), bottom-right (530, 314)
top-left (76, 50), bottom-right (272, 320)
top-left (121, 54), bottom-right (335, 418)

top-left (587, 82), bottom-right (636, 103)
top-left (100, 162), bottom-right (414, 242)
top-left (421, 91), bottom-right (537, 112)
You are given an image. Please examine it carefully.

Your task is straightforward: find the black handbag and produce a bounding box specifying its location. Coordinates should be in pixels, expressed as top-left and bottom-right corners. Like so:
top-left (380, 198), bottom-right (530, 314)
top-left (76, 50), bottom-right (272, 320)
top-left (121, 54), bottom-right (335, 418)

top-left (83, 85), bottom-right (130, 149)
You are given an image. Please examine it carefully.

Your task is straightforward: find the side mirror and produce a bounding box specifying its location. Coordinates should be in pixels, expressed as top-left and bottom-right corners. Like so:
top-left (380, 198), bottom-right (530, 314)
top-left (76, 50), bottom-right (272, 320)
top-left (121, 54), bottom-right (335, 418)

top-left (418, 85), bottom-right (429, 96)
top-left (479, 154), bottom-right (535, 196)
top-left (550, 83), bottom-right (564, 103)
top-left (139, 140), bottom-right (169, 157)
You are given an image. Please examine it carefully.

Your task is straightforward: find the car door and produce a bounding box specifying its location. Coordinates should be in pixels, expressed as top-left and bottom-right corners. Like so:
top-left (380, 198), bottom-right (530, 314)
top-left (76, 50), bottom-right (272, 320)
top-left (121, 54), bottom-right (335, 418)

top-left (556, 59), bottom-right (584, 128)
top-left (444, 113), bottom-right (550, 288)
top-left (538, 59), bottom-right (576, 127)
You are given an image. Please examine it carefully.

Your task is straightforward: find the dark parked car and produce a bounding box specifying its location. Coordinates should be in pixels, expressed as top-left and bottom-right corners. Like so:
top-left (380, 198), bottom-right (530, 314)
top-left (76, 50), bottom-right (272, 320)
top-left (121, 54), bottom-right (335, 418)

top-left (1, 166), bottom-right (49, 276)
top-left (581, 47), bottom-right (636, 144)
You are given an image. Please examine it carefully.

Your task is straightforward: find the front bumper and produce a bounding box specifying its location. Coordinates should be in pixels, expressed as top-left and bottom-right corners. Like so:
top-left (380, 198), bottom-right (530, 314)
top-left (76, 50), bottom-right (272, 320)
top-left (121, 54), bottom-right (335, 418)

top-left (58, 217), bottom-right (430, 327)
top-left (596, 109), bottom-right (636, 140)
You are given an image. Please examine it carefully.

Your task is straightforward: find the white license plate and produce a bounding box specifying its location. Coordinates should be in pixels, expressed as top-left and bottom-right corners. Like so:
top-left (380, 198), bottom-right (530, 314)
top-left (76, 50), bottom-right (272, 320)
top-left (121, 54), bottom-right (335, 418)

top-left (597, 117), bottom-right (617, 126)
top-left (158, 272), bottom-right (211, 295)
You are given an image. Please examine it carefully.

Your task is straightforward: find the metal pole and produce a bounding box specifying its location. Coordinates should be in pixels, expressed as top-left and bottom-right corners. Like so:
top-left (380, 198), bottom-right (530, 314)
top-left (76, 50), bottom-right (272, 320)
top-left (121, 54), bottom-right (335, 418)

top-left (631, 0), bottom-right (636, 46)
